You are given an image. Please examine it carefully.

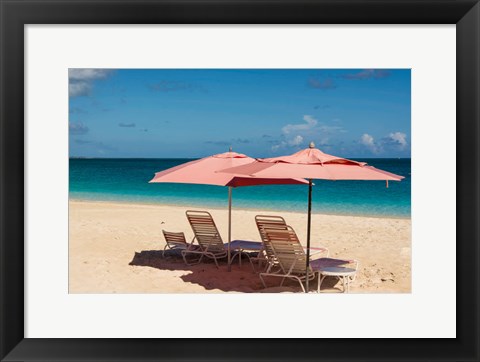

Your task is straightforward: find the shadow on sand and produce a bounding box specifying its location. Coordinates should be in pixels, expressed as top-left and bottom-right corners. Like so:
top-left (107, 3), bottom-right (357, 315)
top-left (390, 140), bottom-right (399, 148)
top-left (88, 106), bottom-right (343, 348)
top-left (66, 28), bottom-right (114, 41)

top-left (129, 249), bottom-right (340, 293)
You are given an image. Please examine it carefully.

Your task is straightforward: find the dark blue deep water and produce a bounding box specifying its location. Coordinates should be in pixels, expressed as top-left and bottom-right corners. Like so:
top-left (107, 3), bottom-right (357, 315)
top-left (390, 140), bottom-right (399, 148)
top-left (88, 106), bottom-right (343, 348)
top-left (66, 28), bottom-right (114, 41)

top-left (69, 158), bottom-right (411, 218)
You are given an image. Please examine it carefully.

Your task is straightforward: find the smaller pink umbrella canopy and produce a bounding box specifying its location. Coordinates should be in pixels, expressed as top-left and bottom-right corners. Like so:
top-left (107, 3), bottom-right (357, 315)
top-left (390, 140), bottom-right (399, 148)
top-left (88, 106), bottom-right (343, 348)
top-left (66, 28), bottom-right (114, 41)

top-left (218, 147), bottom-right (404, 181)
top-left (149, 151), bottom-right (308, 187)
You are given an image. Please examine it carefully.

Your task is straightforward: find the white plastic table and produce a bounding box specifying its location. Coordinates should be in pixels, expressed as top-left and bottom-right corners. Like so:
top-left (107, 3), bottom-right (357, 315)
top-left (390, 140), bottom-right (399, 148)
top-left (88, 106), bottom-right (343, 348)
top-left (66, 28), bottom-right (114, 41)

top-left (319, 266), bottom-right (357, 293)
top-left (227, 240), bottom-right (263, 266)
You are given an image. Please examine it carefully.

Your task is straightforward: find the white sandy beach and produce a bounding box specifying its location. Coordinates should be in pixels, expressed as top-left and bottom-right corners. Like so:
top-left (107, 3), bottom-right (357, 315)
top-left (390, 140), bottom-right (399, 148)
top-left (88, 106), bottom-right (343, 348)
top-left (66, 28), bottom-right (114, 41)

top-left (69, 200), bottom-right (411, 293)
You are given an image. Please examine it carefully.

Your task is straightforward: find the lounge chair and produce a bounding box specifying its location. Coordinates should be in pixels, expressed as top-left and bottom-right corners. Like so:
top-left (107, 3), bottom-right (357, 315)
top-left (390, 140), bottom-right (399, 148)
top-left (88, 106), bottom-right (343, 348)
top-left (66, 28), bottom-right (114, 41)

top-left (254, 215), bottom-right (329, 273)
top-left (183, 210), bottom-right (257, 270)
top-left (259, 227), bottom-right (320, 292)
top-left (260, 227), bottom-right (358, 292)
top-left (181, 210), bottom-right (228, 268)
top-left (254, 215), bottom-right (289, 272)
top-left (162, 230), bottom-right (198, 258)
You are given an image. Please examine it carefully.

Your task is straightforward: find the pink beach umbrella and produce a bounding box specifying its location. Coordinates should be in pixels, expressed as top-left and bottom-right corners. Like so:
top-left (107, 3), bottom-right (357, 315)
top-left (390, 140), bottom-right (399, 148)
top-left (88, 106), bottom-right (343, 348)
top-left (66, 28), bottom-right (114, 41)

top-left (149, 149), bottom-right (308, 269)
top-left (219, 142), bottom-right (404, 291)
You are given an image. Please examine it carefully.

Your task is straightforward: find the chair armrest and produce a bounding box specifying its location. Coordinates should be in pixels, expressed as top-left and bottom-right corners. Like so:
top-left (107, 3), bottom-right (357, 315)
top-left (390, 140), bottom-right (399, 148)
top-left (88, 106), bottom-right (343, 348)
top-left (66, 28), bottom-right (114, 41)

top-left (187, 236), bottom-right (198, 250)
top-left (304, 246), bottom-right (329, 258)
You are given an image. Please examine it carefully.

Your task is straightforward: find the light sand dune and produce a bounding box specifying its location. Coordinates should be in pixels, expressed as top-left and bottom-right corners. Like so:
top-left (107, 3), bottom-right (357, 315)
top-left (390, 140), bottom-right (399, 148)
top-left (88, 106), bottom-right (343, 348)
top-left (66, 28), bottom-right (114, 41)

top-left (69, 200), bottom-right (411, 293)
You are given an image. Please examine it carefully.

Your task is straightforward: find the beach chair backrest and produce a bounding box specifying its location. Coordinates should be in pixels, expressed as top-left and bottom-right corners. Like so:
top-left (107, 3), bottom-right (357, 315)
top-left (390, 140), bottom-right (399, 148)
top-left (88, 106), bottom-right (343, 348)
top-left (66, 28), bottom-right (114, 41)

top-left (264, 226), bottom-right (312, 276)
top-left (162, 230), bottom-right (187, 247)
top-left (255, 215), bottom-right (288, 261)
top-left (186, 210), bottom-right (225, 252)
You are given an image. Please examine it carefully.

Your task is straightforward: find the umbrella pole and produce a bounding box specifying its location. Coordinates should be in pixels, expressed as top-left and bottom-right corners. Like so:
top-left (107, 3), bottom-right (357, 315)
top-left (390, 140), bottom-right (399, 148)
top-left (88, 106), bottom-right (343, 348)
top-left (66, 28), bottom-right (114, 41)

top-left (306, 179), bottom-right (313, 293)
top-left (227, 186), bottom-right (232, 272)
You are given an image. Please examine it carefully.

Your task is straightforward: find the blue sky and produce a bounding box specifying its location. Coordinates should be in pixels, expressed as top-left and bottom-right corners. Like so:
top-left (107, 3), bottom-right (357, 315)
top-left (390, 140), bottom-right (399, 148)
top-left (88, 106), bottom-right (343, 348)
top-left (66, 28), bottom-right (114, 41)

top-left (69, 69), bottom-right (411, 158)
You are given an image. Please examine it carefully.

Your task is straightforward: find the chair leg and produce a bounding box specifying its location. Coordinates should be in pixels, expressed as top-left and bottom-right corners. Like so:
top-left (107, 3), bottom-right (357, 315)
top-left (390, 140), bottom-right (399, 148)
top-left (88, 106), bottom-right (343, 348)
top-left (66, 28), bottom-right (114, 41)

top-left (248, 258), bottom-right (256, 273)
top-left (244, 254), bottom-right (256, 273)
top-left (162, 245), bottom-right (168, 258)
top-left (342, 277), bottom-right (346, 293)
top-left (319, 274), bottom-right (326, 292)
top-left (240, 252), bottom-right (256, 273)
top-left (203, 252), bottom-right (219, 269)
top-left (230, 251), bottom-right (239, 265)
top-left (259, 273), bottom-right (267, 288)
top-left (294, 277), bottom-right (306, 293)
top-left (181, 251), bottom-right (201, 266)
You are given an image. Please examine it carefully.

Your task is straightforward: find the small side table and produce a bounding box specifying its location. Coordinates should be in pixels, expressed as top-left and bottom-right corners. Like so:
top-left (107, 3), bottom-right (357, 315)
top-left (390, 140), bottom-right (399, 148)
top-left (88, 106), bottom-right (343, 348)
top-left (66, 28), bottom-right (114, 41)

top-left (227, 240), bottom-right (263, 268)
top-left (319, 266), bottom-right (357, 293)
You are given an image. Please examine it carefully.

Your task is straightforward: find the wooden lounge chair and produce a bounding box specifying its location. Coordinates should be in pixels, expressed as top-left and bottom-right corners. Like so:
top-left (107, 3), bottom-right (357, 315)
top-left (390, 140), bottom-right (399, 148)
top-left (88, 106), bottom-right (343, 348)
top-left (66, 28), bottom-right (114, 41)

top-left (184, 210), bottom-right (260, 270)
top-left (260, 227), bottom-right (358, 292)
top-left (260, 227), bottom-right (320, 292)
top-left (182, 210), bottom-right (228, 268)
top-left (162, 230), bottom-right (197, 258)
top-left (254, 215), bottom-right (289, 272)
top-left (254, 215), bottom-right (329, 273)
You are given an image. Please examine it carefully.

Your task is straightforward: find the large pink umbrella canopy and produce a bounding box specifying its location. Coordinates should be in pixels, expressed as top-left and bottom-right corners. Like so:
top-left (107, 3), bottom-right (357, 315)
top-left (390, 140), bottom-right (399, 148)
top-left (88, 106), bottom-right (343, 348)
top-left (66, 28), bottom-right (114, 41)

top-left (149, 150), bottom-right (308, 268)
top-left (149, 151), bottom-right (308, 187)
top-left (219, 142), bottom-right (404, 291)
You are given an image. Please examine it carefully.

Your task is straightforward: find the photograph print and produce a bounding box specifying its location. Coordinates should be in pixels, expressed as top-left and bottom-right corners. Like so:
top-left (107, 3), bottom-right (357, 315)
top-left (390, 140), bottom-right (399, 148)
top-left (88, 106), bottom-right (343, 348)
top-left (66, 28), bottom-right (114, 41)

top-left (69, 69), bottom-right (411, 294)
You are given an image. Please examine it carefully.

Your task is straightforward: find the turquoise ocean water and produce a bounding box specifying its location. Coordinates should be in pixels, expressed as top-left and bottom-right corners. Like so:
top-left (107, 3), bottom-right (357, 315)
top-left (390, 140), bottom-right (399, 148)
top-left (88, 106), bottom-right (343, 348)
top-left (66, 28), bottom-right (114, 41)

top-left (69, 158), bottom-right (411, 218)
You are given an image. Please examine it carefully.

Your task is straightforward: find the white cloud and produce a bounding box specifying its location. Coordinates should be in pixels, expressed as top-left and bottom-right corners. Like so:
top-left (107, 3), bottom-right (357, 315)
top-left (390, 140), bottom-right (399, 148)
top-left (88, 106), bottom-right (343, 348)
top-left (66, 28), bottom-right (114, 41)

top-left (360, 133), bottom-right (378, 153)
top-left (360, 131), bottom-right (409, 154)
top-left (69, 122), bottom-right (89, 135)
top-left (69, 82), bottom-right (92, 97)
top-left (388, 132), bottom-right (407, 149)
top-left (68, 69), bottom-right (113, 98)
top-left (282, 115), bottom-right (318, 134)
top-left (69, 69), bottom-right (112, 81)
top-left (288, 135), bottom-right (303, 146)
top-left (361, 133), bottom-right (374, 146)
top-left (271, 135), bottom-right (303, 151)
top-left (271, 114), bottom-right (346, 152)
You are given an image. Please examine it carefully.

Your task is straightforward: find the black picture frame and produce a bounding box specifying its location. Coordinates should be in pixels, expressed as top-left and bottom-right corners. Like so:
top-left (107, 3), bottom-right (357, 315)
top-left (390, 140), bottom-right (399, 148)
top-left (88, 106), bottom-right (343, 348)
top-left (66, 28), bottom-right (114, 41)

top-left (1, 0), bottom-right (479, 361)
